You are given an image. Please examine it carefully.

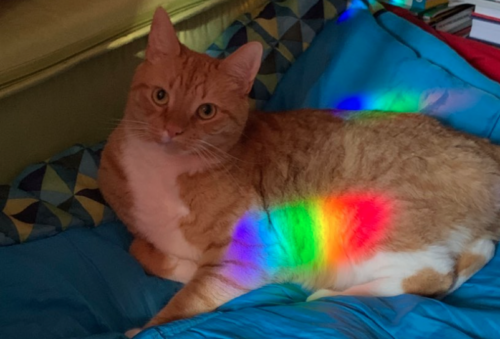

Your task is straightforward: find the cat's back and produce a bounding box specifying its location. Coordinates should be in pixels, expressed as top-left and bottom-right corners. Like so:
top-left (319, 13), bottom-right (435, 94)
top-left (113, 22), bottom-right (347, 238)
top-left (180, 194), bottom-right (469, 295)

top-left (341, 112), bottom-right (496, 167)
top-left (341, 113), bottom-right (500, 245)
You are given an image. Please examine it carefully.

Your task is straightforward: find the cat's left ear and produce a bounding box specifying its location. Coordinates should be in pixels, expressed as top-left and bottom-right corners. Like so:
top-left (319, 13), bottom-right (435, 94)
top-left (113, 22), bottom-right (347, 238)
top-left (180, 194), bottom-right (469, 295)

top-left (221, 42), bottom-right (263, 94)
top-left (146, 7), bottom-right (181, 62)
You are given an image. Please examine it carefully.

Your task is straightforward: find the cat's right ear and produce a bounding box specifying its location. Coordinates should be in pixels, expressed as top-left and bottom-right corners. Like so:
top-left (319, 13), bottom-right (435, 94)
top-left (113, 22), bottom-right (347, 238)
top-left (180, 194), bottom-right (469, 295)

top-left (146, 7), bottom-right (181, 62)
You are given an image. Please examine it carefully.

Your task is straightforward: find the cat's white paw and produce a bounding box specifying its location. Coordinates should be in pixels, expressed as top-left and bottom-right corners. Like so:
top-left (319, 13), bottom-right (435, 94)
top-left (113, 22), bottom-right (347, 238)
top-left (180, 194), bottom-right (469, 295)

top-left (125, 328), bottom-right (142, 338)
top-left (306, 289), bottom-right (340, 302)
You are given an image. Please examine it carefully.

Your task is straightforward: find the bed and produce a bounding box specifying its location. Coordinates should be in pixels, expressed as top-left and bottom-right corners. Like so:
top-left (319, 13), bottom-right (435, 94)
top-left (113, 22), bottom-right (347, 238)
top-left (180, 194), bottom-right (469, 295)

top-left (1, 0), bottom-right (500, 338)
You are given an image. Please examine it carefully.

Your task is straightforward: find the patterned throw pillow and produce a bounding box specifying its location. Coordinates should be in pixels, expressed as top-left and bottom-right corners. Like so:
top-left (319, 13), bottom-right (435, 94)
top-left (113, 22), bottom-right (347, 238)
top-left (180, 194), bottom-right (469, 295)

top-left (0, 144), bottom-right (117, 245)
top-left (207, 0), bottom-right (346, 109)
top-left (0, 0), bottom-right (345, 246)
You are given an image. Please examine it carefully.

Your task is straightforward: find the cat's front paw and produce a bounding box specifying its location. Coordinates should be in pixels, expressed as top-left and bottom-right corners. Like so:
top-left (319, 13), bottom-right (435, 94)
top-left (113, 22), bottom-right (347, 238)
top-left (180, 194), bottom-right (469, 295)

top-left (306, 289), bottom-right (341, 302)
top-left (125, 328), bottom-right (142, 338)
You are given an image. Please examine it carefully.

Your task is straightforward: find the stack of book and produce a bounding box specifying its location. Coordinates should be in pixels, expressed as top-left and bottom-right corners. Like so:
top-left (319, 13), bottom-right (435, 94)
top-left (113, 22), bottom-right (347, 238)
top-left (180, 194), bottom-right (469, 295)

top-left (381, 0), bottom-right (475, 36)
top-left (419, 4), bottom-right (474, 35)
top-left (453, 0), bottom-right (500, 46)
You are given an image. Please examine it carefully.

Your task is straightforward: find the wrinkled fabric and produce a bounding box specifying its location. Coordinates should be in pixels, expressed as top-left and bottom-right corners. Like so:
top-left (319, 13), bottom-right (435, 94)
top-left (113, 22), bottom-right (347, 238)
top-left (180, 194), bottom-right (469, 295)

top-left (0, 222), bottom-right (182, 339)
top-left (266, 5), bottom-right (500, 143)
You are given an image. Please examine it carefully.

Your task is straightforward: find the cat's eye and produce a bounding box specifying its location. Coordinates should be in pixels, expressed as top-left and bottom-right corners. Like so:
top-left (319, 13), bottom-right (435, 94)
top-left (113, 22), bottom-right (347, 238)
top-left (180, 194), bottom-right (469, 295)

top-left (197, 103), bottom-right (217, 120)
top-left (152, 88), bottom-right (169, 105)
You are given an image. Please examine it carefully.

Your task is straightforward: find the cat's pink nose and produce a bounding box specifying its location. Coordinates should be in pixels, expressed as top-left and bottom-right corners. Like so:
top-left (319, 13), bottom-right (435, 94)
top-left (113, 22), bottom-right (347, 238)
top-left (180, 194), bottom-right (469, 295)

top-left (166, 125), bottom-right (184, 138)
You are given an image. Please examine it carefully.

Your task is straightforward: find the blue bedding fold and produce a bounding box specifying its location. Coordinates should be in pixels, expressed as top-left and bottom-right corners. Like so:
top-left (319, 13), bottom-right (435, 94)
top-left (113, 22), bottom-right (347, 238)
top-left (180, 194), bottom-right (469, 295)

top-left (265, 6), bottom-right (500, 142)
top-left (0, 222), bottom-right (181, 339)
top-left (2, 2), bottom-right (500, 339)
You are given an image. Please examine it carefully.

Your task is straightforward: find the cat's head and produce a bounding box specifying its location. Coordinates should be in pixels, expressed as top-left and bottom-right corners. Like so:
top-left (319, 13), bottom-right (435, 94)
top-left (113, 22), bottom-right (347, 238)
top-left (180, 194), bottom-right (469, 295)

top-left (124, 7), bottom-right (263, 156)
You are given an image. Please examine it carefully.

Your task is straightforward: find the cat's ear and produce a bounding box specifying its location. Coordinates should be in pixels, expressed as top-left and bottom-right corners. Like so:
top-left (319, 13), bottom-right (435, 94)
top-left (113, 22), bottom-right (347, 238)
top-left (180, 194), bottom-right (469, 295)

top-left (221, 42), bottom-right (263, 94)
top-left (146, 7), bottom-right (181, 62)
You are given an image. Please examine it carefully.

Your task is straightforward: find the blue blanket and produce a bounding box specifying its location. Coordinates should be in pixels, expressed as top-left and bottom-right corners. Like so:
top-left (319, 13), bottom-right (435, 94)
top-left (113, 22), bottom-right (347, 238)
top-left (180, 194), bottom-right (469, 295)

top-left (266, 4), bottom-right (500, 141)
top-left (2, 3), bottom-right (500, 339)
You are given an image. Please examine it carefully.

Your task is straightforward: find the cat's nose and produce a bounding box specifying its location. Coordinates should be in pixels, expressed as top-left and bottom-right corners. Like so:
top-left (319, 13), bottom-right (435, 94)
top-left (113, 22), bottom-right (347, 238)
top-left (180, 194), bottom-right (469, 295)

top-left (161, 125), bottom-right (184, 143)
top-left (166, 125), bottom-right (184, 138)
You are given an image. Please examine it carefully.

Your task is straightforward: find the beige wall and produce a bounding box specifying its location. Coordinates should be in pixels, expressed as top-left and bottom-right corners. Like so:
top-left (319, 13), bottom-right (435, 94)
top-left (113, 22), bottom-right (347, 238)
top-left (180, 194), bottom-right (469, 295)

top-left (0, 38), bottom-right (146, 183)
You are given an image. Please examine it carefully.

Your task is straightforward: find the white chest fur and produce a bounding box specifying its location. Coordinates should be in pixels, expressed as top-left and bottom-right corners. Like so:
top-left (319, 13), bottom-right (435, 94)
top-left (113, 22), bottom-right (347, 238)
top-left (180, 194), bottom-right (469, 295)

top-left (121, 135), bottom-right (202, 262)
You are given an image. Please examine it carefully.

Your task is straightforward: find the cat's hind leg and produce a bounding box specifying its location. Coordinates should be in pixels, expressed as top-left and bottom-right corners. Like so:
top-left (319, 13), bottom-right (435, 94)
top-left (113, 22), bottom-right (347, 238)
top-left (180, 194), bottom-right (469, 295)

top-left (448, 238), bottom-right (495, 294)
top-left (308, 239), bottom-right (495, 302)
top-left (307, 277), bottom-right (404, 301)
top-left (308, 248), bottom-right (458, 301)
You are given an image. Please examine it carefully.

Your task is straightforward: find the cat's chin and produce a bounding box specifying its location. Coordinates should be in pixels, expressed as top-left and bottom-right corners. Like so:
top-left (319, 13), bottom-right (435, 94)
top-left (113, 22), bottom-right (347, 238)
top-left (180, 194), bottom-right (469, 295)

top-left (155, 141), bottom-right (188, 155)
top-left (160, 144), bottom-right (192, 157)
top-left (163, 147), bottom-right (192, 157)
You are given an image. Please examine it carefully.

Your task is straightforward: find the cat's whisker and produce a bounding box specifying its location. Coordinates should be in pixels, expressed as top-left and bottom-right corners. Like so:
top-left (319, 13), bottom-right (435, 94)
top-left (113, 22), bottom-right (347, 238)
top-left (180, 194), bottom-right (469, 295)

top-left (123, 128), bottom-right (150, 132)
top-left (193, 148), bottom-right (223, 189)
top-left (196, 141), bottom-right (246, 174)
top-left (195, 145), bottom-right (241, 189)
top-left (102, 121), bottom-right (122, 126)
top-left (113, 131), bottom-right (150, 142)
top-left (198, 140), bottom-right (249, 164)
top-left (102, 118), bottom-right (149, 129)
top-left (120, 119), bottom-right (150, 126)
top-left (197, 144), bottom-right (226, 166)
top-left (115, 117), bottom-right (148, 123)
top-left (196, 145), bottom-right (220, 167)
top-left (197, 144), bottom-right (244, 193)
top-left (101, 120), bottom-right (151, 138)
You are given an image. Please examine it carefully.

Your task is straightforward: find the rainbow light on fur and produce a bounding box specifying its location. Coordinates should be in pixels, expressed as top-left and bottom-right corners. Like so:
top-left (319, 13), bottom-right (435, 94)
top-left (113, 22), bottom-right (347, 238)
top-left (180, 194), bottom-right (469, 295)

top-left (335, 92), bottom-right (422, 112)
top-left (224, 193), bottom-right (393, 284)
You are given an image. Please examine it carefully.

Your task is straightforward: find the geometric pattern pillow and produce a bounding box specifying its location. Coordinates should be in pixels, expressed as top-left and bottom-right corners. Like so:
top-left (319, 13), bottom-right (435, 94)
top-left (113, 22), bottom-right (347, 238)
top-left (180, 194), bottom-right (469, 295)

top-left (0, 143), bottom-right (116, 245)
top-left (0, 0), bottom-right (345, 246)
top-left (207, 0), bottom-right (346, 109)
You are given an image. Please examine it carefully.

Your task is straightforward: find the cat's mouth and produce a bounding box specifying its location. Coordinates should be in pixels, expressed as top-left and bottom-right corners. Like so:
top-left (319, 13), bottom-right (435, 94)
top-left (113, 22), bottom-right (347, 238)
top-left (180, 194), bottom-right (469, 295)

top-left (157, 137), bottom-right (195, 156)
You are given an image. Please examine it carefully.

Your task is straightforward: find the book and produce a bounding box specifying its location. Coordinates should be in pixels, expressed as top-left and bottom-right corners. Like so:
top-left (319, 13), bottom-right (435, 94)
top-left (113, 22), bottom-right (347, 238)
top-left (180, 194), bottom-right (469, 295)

top-left (474, 4), bottom-right (500, 18)
top-left (454, 25), bottom-right (472, 36)
top-left (464, 0), bottom-right (500, 45)
top-left (420, 4), bottom-right (472, 23)
top-left (449, 0), bottom-right (500, 12)
top-left (470, 20), bottom-right (500, 45)
top-left (434, 5), bottom-right (474, 32)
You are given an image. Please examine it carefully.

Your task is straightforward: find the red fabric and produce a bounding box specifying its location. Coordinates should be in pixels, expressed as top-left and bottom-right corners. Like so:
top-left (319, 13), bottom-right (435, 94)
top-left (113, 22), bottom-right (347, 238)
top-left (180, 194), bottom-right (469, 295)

top-left (383, 4), bottom-right (500, 84)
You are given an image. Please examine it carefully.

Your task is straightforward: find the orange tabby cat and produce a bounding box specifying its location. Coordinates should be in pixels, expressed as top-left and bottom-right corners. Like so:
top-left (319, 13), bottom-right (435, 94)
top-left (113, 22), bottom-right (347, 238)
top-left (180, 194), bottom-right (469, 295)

top-left (98, 8), bottom-right (500, 337)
